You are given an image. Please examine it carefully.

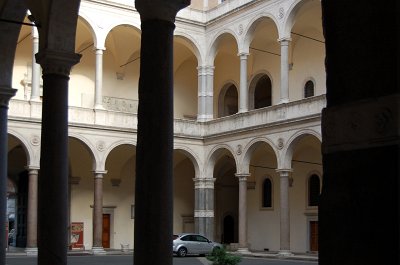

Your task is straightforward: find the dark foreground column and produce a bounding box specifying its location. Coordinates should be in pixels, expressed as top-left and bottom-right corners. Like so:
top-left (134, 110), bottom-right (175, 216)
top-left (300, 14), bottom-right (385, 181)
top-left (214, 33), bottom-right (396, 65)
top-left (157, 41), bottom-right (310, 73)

top-left (0, 87), bottom-right (17, 264)
top-left (320, 1), bottom-right (398, 265)
top-left (36, 50), bottom-right (80, 265)
top-left (134, 1), bottom-right (189, 265)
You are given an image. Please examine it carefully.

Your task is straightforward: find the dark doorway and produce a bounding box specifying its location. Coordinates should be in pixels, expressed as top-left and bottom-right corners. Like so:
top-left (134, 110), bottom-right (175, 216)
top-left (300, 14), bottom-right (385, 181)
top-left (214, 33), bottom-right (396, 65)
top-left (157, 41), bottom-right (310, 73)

top-left (222, 215), bottom-right (234, 244)
top-left (15, 171), bottom-right (28, 248)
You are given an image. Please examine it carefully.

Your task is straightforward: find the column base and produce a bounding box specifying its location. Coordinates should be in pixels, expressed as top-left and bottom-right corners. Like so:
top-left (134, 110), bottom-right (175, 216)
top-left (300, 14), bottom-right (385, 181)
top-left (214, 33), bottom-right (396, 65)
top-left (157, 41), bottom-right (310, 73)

top-left (277, 250), bottom-right (293, 257)
top-left (279, 99), bottom-right (289, 104)
top-left (236, 247), bottom-right (251, 254)
top-left (92, 247), bottom-right (106, 255)
top-left (25, 247), bottom-right (38, 256)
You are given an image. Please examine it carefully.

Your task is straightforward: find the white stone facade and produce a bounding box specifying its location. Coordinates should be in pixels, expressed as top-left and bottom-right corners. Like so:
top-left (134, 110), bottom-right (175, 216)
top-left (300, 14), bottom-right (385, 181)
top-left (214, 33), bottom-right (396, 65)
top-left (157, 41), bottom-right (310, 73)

top-left (7, 0), bottom-right (324, 253)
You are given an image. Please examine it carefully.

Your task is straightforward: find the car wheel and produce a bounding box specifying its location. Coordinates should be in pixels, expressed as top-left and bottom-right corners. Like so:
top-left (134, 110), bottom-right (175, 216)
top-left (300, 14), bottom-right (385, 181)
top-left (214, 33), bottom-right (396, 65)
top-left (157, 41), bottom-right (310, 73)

top-left (177, 247), bottom-right (187, 257)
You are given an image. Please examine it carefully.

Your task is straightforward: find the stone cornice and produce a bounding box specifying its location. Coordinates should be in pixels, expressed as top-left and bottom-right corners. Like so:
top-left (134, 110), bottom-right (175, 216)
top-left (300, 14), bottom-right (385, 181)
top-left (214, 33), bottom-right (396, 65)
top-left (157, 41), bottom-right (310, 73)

top-left (35, 50), bottom-right (81, 77)
top-left (135, 0), bottom-right (190, 23)
top-left (0, 87), bottom-right (17, 108)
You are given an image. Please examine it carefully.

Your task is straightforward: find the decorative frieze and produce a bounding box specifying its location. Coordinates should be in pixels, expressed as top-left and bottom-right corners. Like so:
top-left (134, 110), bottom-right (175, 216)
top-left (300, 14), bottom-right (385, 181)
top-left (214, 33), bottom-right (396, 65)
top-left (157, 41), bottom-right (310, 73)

top-left (322, 94), bottom-right (399, 153)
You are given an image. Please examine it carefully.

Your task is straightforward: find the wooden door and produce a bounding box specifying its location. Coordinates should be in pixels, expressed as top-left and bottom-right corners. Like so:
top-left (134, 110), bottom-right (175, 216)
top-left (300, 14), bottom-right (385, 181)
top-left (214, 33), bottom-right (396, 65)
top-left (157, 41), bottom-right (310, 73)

top-left (310, 221), bottom-right (318, 252)
top-left (102, 214), bottom-right (111, 248)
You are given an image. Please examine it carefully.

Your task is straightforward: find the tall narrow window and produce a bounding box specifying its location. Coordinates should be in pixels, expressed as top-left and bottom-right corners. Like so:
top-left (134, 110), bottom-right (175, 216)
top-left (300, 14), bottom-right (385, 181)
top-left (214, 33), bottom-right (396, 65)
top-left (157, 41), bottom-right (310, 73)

top-left (304, 80), bottom-right (315, 98)
top-left (262, 178), bottom-right (272, 208)
top-left (308, 174), bottom-right (320, 207)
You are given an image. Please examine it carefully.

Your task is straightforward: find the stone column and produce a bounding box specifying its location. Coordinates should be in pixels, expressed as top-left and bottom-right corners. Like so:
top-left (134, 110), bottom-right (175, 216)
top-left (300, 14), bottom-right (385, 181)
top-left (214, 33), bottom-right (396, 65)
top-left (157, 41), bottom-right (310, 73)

top-left (238, 53), bottom-right (249, 113)
top-left (197, 65), bottom-right (214, 121)
top-left (25, 167), bottom-right (39, 256)
top-left (134, 1), bottom-right (189, 265)
top-left (236, 173), bottom-right (250, 253)
top-left (92, 171), bottom-right (106, 254)
top-left (193, 178), bottom-right (216, 240)
top-left (276, 169), bottom-right (292, 256)
top-left (30, 27), bottom-right (41, 102)
top-left (197, 66), bottom-right (206, 121)
top-left (279, 38), bottom-right (290, 103)
top-left (35, 50), bottom-right (81, 265)
top-left (204, 66), bottom-right (215, 120)
top-left (0, 87), bottom-right (17, 263)
top-left (94, 49), bottom-right (104, 109)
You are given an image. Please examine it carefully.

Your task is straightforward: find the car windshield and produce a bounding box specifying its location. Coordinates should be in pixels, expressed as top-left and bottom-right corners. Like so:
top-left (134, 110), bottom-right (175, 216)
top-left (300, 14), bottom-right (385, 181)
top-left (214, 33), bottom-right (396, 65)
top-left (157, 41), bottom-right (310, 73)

top-left (173, 235), bottom-right (179, 240)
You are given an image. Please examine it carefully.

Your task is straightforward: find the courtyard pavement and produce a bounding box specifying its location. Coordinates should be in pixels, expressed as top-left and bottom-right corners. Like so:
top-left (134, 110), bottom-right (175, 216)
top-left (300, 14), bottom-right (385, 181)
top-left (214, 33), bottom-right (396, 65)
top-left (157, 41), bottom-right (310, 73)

top-left (6, 246), bottom-right (318, 262)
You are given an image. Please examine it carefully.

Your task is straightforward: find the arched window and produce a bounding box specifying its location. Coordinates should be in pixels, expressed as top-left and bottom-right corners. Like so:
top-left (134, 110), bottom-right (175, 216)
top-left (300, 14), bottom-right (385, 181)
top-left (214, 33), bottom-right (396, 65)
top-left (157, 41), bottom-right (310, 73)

top-left (254, 75), bottom-right (272, 109)
top-left (304, 80), bottom-right (315, 98)
top-left (308, 174), bottom-right (320, 207)
top-left (262, 178), bottom-right (272, 208)
top-left (219, 84), bottom-right (238, 117)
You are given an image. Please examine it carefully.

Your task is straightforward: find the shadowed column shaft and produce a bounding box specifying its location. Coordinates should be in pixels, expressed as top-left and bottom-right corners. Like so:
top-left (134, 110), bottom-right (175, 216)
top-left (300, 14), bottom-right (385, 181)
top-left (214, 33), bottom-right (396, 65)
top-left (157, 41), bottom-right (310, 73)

top-left (0, 88), bottom-right (17, 264)
top-left (38, 74), bottom-right (70, 265)
top-left (134, 19), bottom-right (175, 265)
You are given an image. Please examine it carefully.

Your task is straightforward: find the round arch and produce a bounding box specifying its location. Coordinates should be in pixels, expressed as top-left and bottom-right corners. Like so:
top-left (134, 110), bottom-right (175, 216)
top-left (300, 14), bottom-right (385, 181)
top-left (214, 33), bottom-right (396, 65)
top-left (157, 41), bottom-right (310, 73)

top-left (218, 81), bottom-right (239, 118)
top-left (207, 30), bottom-right (239, 65)
top-left (205, 144), bottom-right (238, 178)
top-left (248, 71), bottom-right (274, 110)
top-left (241, 137), bottom-right (278, 174)
top-left (280, 129), bottom-right (322, 169)
top-left (7, 129), bottom-right (35, 167)
top-left (174, 145), bottom-right (201, 179)
top-left (284, 0), bottom-right (320, 38)
top-left (68, 133), bottom-right (97, 170)
top-left (243, 13), bottom-right (280, 52)
top-left (174, 33), bottom-right (202, 65)
top-left (77, 14), bottom-right (97, 49)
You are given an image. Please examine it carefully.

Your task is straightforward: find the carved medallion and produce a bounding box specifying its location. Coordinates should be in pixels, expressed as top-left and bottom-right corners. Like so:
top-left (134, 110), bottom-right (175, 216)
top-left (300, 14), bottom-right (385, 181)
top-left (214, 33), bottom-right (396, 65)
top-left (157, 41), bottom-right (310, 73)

top-left (96, 140), bottom-right (106, 152)
top-left (236, 144), bottom-right (242, 155)
top-left (277, 138), bottom-right (284, 149)
top-left (30, 135), bottom-right (40, 146)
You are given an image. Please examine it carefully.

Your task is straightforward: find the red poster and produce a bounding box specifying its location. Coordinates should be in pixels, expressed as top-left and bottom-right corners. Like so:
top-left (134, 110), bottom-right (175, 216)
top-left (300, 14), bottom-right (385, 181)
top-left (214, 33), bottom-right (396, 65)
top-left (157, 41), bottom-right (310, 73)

top-left (70, 222), bottom-right (84, 249)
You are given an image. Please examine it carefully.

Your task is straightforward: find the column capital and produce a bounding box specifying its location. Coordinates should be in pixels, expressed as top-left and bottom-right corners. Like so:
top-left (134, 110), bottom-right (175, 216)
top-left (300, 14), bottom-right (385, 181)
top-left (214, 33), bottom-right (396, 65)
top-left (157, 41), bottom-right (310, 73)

top-left (276, 169), bottom-right (293, 177)
top-left (25, 166), bottom-right (40, 175)
top-left (93, 170), bottom-right (107, 178)
top-left (278, 37), bottom-right (292, 43)
top-left (35, 50), bottom-right (81, 77)
top-left (193, 178), bottom-right (216, 189)
top-left (235, 173), bottom-right (250, 182)
top-left (94, 49), bottom-right (104, 55)
top-left (135, 0), bottom-right (190, 23)
top-left (0, 87), bottom-right (17, 108)
top-left (238, 52), bottom-right (250, 58)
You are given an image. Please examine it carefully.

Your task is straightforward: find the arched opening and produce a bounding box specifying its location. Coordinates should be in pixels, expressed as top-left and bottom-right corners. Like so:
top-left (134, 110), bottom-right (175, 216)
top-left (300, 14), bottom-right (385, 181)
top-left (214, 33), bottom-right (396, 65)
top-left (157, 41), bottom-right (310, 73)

top-left (253, 75), bottom-right (272, 109)
top-left (304, 80), bottom-right (315, 98)
top-left (213, 151), bottom-right (238, 244)
top-left (173, 150), bottom-right (196, 234)
top-left (104, 143), bottom-right (136, 249)
top-left (219, 83), bottom-right (238, 117)
top-left (7, 134), bottom-right (29, 248)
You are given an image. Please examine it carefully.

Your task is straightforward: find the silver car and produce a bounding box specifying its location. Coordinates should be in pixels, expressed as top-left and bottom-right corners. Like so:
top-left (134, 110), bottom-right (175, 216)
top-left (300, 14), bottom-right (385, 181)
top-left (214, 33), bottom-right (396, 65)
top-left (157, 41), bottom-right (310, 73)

top-left (173, 233), bottom-right (223, 257)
